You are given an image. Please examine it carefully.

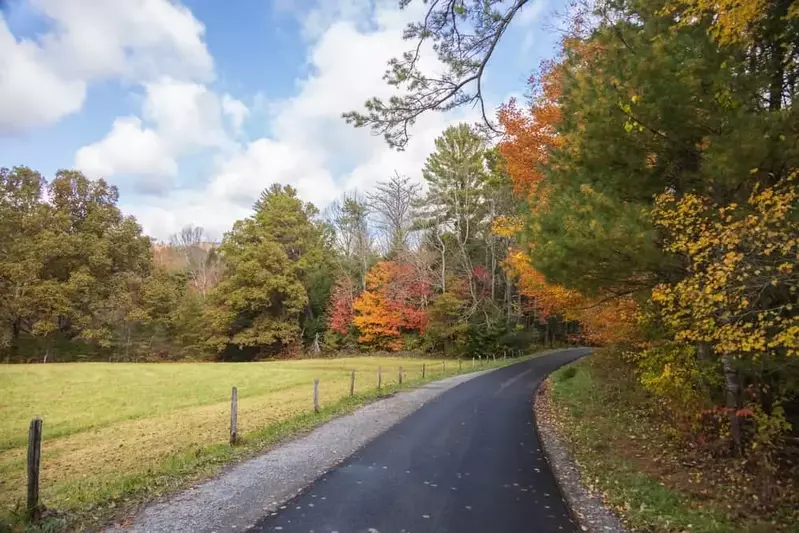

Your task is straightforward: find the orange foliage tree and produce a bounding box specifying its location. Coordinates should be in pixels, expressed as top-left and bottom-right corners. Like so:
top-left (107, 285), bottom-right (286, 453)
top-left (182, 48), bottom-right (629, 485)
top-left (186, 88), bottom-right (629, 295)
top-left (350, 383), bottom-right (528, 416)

top-left (502, 247), bottom-right (638, 346)
top-left (352, 261), bottom-right (430, 350)
top-left (497, 60), bottom-right (563, 200)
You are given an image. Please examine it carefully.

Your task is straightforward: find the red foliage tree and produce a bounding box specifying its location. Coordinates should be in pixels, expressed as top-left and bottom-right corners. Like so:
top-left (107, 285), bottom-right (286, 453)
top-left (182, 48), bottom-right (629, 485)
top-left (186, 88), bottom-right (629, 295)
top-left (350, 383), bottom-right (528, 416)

top-left (327, 275), bottom-right (356, 335)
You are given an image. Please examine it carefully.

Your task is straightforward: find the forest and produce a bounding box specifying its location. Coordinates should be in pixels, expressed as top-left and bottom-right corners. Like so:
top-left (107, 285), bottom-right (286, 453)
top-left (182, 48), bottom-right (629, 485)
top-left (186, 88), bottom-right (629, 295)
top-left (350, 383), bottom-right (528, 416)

top-left (0, 121), bottom-right (570, 364)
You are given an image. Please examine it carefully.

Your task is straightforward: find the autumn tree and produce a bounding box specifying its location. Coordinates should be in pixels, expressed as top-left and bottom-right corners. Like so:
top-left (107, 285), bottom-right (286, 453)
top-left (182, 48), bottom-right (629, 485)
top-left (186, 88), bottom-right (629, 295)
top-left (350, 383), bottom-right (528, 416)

top-left (0, 167), bottom-right (156, 361)
top-left (650, 174), bottom-right (799, 448)
top-left (423, 291), bottom-right (469, 356)
top-left (352, 261), bottom-right (430, 350)
top-left (327, 275), bottom-right (356, 338)
top-left (497, 60), bottom-right (562, 200)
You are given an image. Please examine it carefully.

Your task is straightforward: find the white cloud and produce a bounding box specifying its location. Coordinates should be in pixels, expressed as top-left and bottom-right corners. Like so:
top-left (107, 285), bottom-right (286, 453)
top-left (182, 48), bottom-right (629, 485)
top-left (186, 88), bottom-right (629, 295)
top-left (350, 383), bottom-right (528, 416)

top-left (142, 78), bottom-right (229, 149)
top-left (0, 0), bottom-right (212, 133)
top-left (222, 94), bottom-right (250, 133)
top-left (0, 17), bottom-right (85, 131)
top-left (209, 139), bottom-right (337, 209)
top-left (75, 78), bottom-right (241, 191)
top-left (129, 0), bottom-right (485, 241)
top-left (75, 117), bottom-right (177, 181)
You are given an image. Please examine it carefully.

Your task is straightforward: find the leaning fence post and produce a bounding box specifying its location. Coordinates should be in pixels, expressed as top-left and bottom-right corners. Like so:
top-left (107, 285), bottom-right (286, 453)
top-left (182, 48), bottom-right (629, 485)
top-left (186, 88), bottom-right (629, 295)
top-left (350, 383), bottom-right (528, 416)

top-left (399, 366), bottom-right (403, 385)
top-left (27, 418), bottom-right (42, 521)
top-left (350, 370), bottom-right (355, 396)
top-left (378, 366), bottom-right (382, 389)
top-left (229, 387), bottom-right (238, 445)
top-left (313, 379), bottom-right (320, 413)
top-left (422, 363), bottom-right (426, 379)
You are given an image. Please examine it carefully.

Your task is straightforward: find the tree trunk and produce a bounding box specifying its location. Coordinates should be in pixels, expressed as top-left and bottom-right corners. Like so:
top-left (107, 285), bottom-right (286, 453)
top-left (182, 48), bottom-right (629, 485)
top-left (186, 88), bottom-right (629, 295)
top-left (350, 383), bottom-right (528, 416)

top-left (721, 354), bottom-right (743, 454)
top-left (505, 277), bottom-right (512, 325)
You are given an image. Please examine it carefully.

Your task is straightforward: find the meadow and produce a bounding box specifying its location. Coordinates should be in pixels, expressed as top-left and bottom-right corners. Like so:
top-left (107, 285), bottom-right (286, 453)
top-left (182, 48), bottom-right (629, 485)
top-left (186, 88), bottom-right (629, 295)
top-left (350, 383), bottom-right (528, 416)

top-left (0, 355), bottom-right (507, 525)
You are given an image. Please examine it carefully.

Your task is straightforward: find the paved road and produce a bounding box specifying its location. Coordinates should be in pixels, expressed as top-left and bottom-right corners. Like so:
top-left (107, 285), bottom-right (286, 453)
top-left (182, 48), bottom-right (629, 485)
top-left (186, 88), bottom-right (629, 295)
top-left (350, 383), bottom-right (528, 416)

top-left (251, 348), bottom-right (588, 533)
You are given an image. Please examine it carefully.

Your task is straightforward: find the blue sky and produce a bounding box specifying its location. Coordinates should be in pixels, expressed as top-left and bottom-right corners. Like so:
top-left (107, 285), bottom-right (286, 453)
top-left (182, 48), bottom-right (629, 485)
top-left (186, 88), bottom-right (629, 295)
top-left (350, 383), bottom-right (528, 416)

top-left (0, 0), bottom-right (563, 240)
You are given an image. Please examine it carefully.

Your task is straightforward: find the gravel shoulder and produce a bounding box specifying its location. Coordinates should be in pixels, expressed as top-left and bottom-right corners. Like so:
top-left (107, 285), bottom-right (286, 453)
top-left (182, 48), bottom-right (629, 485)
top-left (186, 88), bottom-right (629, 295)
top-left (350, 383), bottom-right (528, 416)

top-left (534, 377), bottom-right (627, 533)
top-left (108, 369), bottom-right (495, 533)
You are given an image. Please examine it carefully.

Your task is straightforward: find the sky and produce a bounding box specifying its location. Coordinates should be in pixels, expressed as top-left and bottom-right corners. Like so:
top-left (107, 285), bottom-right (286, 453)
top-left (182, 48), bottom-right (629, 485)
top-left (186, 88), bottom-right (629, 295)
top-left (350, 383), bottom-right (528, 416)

top-left (0, 0), bottom-right (564, 241)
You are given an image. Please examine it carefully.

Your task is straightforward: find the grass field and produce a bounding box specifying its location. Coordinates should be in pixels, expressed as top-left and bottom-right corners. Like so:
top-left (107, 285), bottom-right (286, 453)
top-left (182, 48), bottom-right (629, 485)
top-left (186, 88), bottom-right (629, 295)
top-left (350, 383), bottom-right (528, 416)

top-left (0, 355), bottom-right (513, 528)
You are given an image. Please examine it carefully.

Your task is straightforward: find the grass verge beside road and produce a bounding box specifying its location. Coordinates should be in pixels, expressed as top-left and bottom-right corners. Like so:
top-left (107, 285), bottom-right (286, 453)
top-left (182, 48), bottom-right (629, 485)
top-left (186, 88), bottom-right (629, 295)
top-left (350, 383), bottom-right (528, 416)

top-left (544, 351), bottom-right (798, 533)
top-left (0, 353), bottom-right (535, 531)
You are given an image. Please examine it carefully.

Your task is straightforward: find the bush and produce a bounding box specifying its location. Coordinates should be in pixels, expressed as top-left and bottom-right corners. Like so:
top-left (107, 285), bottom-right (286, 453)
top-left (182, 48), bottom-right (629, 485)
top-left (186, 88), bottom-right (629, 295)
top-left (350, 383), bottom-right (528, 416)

top-left (557, 365), bottom-right (578, 381)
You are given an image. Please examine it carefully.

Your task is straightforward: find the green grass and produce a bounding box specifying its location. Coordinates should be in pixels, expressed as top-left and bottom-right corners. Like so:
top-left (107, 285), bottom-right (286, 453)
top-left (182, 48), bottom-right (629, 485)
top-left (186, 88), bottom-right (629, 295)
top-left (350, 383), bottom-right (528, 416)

top-left (549, 359), bottom-right (777, 533)
top-left (0, 353), bottom-right (529, 530)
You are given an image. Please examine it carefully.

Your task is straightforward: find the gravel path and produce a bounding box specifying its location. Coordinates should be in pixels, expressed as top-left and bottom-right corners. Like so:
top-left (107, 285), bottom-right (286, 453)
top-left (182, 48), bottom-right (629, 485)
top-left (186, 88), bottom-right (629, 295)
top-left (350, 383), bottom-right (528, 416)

top-left (107, 369), bottom-right (496, 533)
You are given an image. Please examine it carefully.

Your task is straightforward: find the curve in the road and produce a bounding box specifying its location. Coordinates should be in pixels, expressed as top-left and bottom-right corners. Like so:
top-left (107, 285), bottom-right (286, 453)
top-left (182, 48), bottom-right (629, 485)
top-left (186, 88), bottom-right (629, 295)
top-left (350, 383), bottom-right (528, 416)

top-left (251, 348), bottom-right (589, 533)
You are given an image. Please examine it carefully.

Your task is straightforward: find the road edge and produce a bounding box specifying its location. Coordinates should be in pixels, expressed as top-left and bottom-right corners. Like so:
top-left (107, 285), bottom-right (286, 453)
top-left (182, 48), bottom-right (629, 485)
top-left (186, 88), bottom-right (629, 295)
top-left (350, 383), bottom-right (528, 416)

top-left (108, 365), bottom-right (510, 533)
top-left (533, 370), bottom-right (627, 533)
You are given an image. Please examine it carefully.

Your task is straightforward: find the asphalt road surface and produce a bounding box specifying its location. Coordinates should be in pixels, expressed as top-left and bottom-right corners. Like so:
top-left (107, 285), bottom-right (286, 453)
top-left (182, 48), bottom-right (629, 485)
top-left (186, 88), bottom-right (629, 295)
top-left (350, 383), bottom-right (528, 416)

top-left (252, 348), bottom-right (589, 533)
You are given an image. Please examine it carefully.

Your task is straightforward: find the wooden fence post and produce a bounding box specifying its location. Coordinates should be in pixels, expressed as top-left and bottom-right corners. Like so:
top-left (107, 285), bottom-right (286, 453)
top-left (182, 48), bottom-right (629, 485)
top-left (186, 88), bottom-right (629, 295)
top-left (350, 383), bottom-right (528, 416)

top-left (459, 359), bottom-right (462, 372)
top-left (378, 366), bottom-right (382, 389)
top-left (229, 387), bottom-right (238, 445)
top-left (27, 418), bottom-right (42, 521)
top-left (399, 366), bottom-right (403, 385)
top-left (313, 379), bottom-right (320, 413)
top-left (350, 370), bottom-right (355, 396)
top-left (472, 357), bottom-right (475, 368)
top-left (422, 363), bottom-right (426, 379)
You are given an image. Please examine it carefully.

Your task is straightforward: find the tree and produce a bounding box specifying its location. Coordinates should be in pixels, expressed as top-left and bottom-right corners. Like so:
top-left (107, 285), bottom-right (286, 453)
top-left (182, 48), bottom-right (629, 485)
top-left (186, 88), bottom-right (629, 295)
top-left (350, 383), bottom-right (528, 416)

top-left (423, 291), bottom-right (469, 356)
top-left (352, 261), bottom-right (430, 350)
top-left (368, 172), bottom-right (421, 255)
top-left (327, 275), bottom-right (356, 336)
top-left (0, 167), bottom-right (51, 360)
top-left (344, 0), bottom-right (540, 148)
top-left (650, 174), bottom-right (799, 449)
top-left (168, 225), bottom-right (223, 295)
top-left (207, 185), bottom-right (329, 358)
top-left (327, 192), bottom-right (374, 288)
top-left (417, 124), bottom-right (489, 307)
top-left (497, 60), bottom-right (562, 200)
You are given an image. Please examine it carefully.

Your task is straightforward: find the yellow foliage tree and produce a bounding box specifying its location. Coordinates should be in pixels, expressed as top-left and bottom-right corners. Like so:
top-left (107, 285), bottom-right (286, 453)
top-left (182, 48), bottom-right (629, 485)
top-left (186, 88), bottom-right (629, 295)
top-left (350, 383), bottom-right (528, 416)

top-left (651, 174), bottom-right (798, 358)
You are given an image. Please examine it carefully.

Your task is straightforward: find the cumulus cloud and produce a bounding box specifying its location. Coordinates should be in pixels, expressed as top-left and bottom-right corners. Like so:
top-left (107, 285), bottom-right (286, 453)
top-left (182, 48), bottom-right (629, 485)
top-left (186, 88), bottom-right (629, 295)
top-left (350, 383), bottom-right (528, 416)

top-left (0, 17), bottom-right (85, 131)
top-left (76, 78), bottom-right (242, 192)
top-left (0, 0), bottom-right (212, 133)
top-left (74, 117), bottom-right (178, 180)
top-left (222, 94), bottom-right (250, 133)
top-left (127, 0), bottom-right (484, 240)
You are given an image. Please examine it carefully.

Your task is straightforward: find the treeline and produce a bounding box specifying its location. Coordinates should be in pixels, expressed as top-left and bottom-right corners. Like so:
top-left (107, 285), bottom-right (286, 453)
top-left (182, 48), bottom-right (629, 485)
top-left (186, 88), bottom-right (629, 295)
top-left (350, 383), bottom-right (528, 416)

top-left (0, 125), bottom-right (575, 363)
